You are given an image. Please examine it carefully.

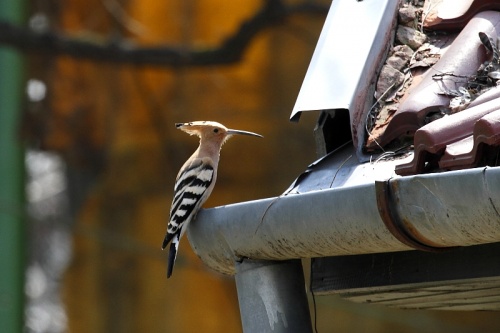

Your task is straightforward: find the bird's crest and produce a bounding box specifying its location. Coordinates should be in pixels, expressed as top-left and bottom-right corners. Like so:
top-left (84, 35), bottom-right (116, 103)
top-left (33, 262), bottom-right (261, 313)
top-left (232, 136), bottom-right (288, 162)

top-left (176, 121), bottom-right (227, 138)
top-left (175, 121), bottom-right (262, 142)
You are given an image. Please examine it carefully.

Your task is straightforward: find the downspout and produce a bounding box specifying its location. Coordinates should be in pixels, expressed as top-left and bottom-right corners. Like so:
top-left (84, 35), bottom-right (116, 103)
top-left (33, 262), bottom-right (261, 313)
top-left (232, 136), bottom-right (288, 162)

top-left (188, 166), bottom-right (500, 275)
top-left (0, 0), bottom-right (26, 332)
top-left (235, 260), bottom-right (312, 333)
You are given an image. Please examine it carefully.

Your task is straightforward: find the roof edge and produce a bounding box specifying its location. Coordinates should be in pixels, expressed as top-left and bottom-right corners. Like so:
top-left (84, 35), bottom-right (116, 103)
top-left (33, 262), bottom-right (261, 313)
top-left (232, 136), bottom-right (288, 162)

top-left (188, 166), bottom-right (500, 275)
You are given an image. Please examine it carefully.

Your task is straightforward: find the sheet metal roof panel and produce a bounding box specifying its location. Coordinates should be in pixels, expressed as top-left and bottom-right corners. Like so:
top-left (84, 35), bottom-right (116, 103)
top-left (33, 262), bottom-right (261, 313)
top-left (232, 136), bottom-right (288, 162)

top-left (291, 0), bottom-right (399, 118)
top-left (285, 143), bottom-right (412, 194)
top-left (291, 0), bottom-right (400, 161)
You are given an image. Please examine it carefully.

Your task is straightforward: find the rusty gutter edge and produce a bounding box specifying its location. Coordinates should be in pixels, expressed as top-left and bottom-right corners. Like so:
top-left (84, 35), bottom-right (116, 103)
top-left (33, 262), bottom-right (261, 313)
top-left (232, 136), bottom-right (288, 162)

top-left (375, 180), bottom-right (457, 252)
top-left (188, 167), bottom-right (500, 275)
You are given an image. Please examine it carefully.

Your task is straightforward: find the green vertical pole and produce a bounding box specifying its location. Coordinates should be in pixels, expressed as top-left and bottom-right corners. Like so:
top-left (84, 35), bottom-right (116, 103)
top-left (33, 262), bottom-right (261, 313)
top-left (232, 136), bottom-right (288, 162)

top-left (0, 1), bottom-right (26, 332)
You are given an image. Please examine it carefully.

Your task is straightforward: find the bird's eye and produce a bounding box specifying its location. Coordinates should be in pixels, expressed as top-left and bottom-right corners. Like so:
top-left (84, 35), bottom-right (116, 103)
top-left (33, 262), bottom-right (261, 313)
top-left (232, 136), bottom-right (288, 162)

top-left (213, 128), bottom-right (219, 133)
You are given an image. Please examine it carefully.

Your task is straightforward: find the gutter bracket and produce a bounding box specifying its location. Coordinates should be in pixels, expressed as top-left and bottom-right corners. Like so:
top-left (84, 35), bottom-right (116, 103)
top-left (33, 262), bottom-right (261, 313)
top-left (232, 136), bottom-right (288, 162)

top-left (375, 180), bottom-right (457, 252)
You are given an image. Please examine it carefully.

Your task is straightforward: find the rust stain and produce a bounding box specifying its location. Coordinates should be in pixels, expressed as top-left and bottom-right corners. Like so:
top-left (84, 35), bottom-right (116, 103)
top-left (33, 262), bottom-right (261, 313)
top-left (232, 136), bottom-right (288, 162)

top-left (375, 180), bottom-right (455, 252)
top-left (401, 218), bottom-right (448, 248)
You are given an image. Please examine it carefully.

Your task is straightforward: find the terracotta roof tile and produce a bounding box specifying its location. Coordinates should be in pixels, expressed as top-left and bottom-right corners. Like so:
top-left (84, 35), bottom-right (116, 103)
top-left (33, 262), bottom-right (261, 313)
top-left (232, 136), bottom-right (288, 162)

top-left (292, 1), bottom-right (500, 177)
top-left (424, 0), bottom-right (500, 31)
top-left (395, 97), bottom-right (500, 175)
top-left (439, 109), bottom-right (500, 170)
top-left (378, 10), bottom-right (500, 149)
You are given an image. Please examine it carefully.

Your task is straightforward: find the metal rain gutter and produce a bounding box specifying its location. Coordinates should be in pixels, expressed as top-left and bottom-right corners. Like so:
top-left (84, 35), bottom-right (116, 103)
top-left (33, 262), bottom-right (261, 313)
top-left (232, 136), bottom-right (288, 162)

top-left (188, 166), bottom-right (500, 275)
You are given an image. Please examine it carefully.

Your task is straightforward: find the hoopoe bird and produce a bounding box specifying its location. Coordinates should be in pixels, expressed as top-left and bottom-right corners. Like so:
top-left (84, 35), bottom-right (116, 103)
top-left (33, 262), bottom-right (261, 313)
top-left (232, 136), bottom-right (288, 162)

top-left (162, 121), bottom-right (262, 278)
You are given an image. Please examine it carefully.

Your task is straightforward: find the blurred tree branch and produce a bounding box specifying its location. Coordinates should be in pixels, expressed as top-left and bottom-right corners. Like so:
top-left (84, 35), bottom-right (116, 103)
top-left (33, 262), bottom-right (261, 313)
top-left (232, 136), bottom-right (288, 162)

top-left (0, 0), bottom-right (327, 67)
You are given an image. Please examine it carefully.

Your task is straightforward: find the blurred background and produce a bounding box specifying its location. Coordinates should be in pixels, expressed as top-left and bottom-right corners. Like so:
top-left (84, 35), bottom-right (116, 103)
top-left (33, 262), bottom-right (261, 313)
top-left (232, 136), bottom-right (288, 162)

top-left (1, 0), bottom-right (500, 332)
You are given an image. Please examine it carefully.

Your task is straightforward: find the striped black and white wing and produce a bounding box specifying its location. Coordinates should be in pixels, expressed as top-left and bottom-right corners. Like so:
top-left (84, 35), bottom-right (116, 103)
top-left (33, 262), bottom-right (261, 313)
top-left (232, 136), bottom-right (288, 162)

top-left (162, 159), bottom-right (214, 278)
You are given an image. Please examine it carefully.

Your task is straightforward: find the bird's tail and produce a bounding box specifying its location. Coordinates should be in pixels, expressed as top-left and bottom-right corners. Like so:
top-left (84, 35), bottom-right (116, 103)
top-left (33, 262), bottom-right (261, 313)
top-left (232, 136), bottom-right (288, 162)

top-left (167, 234), bottom-right (180, 278)
top-left (162, 231), bottom-right (173, 250)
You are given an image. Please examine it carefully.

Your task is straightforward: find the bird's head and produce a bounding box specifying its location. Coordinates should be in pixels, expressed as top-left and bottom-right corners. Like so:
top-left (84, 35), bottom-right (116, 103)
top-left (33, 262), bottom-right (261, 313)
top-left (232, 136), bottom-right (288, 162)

top-left (175, 121), bottom-right (262, 144)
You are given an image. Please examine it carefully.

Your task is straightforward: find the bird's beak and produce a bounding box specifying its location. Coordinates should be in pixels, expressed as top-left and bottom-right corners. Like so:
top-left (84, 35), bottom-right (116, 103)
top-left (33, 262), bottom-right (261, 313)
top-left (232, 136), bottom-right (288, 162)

top-left (226, 129), bottom-right (263, 138)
